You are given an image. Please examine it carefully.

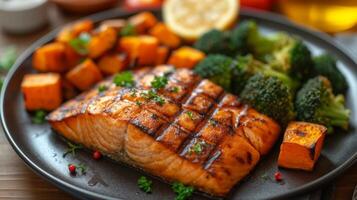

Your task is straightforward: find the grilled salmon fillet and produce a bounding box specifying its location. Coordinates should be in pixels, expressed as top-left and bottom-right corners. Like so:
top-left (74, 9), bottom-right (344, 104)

top-left (47, 65), bottom-right (280, 196)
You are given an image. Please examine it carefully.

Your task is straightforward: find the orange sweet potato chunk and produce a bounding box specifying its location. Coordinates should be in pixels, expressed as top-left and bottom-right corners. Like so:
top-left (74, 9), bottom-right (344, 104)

top-left (168, 46), bottom-right (205, 69)
top-left (149, 23), bottom-right (180, 49)
top-left (32, 42), bottom-right (68, 73)
top-left (137, 36), bottom-right (158, 65)
top-left (128, 12), bottom-right (157, 34)
top-left (21, 73), bottom-right (62, 111)
top-left (98, 53), bottom-right (128, 75)
top-left (56, 20), bottom-right (94, 43)
top-left (88, 27), bottom-right (117, 58)
top-left (155, 46), bottom-right (169, 65)
top-left (66, 59), bottom-right (103, 91)
top-left (278, 121), bottom-right (327, 171)
top-left (118, 36), bottom-right (159, 66)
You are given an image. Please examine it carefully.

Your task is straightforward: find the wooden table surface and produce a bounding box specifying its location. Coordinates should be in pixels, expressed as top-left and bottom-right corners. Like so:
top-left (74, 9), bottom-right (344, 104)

top-left (0, 4), bottom-right (356, 200)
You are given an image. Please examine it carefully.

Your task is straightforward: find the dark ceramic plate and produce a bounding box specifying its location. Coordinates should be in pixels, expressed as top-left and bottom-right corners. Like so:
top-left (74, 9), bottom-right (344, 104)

top-left (1, 8), bottom-right (357, 200)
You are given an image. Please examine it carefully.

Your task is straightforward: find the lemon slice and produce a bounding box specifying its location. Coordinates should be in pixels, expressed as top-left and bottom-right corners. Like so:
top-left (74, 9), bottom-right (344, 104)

top-left (163, 0), bottom-right (239, 41)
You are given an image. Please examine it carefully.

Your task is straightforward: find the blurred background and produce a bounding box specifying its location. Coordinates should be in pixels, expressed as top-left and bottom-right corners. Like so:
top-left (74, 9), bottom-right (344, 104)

top-left (0, 0), bottom-right (356, 199)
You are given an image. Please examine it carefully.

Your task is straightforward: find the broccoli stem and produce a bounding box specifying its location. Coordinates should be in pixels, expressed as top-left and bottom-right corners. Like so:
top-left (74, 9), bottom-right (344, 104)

top-left (318, 96), bottom-right (350, 130)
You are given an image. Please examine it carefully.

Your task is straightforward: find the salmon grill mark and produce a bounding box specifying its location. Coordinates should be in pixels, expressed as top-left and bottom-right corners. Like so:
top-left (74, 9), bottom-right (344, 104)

top-left (131, 110), bottom-right (166, 136)
top-left (246, 151), bottom-right (253, 165)
top-left (204, 150), bottom-right (222, 170)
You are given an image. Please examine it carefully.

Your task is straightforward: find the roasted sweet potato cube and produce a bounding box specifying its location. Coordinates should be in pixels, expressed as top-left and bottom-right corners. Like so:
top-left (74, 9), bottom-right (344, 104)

top-left (98, 53), bottom-right (128, 75)
top-left (99, 19), bottom-right (126, 31)
top-left (118, 36), bottom-right (158, 66)
top-left (32, 42), bottom-right (68, 72)
top-left (118, 36), bottom-right (140, 59)
top-left (168, 47), bottom-right (205, 69)
top-left (149, 23), bottom-right (180, 48)
top-left (128, 12), bottom-right (157, 33)
top-left (66, 59), bottom-right (103, 91)
top-left (137, 36), bottom-right (158, 65)
top-left (155, 46), bottom-right (169, 65)
top-left (56, 20), bottom-right (94, 43)
top-left (21, 73), bottom-right (62, 111)
top-left (62, 79), bottom-right (78, 100)
top-left (278, 121), bottom-right (327, 171)
top-left (88, 27), bottom-right (117, 58)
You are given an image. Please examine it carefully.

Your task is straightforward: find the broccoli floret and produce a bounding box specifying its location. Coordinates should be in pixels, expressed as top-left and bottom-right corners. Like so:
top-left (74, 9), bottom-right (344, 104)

top-left (194, 29), bottom-right (234, 56)
top-left (313, 54), bottom-right (347, 94)
top-left (269, 39), bottom-right (314, 80)
top-left (231, 21), bottom-right (286, 58)
top-left (194, 54), bottom-right (233, 91)
top-left (231, 55), bottom-right (299, 94)
top-left (240, 73), bottom-right (295, 126)
top-left (295, 76), bottom-right (350, 133)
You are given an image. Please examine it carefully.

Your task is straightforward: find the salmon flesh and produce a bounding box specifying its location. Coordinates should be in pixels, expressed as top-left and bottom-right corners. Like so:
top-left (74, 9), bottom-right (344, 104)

top-left (47, 65), bottom-right (281, 196)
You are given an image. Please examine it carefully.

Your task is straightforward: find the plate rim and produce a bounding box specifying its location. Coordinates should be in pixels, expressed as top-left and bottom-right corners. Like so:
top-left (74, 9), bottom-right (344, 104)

top-left (1, 7), bottom-right (356, 200)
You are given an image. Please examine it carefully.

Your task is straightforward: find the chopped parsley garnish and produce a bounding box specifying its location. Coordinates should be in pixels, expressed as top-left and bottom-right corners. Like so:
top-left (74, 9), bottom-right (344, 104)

top-left (170, 86), bottom-right (179, 93)
top-left (69, 32), bottom-right (91, 55)
top-left (172, 182), bottom-right (194, 200)
top-left (113, 71), bottom-right (135, 87)
top-left (189, 140), bottom-right (207, 155)
top-left (120, 24), bottom-right (136, 37)
top-left (31, 110), bottom-right (46, 124)
top-left (69, 163), bottom-right (87, 174)
top-left (151, 75), bottom-right (168, 90)
top-left (186, 111), bottom-right (194, 120)
top-left (136, 101), bottom-right (142, 106)
top-left (98, 85), bottom-right (108, 92)
top-left (63, 141), bottom-right (83, 158)
top-left (138, 176), bottom-right (152, 193)
top-left (0, 47), bottom-right (17, 71)
top-left (140, 89), bottom-right (165, 106)
top-left (209, 119), bottom-right (218, 127)
top-left (130, 88), bottom-right (137, 97)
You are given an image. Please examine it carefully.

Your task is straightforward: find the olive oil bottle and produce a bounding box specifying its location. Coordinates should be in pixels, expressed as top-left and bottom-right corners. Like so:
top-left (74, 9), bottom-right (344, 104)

top-left (276, 0), bottom-right (357, 33)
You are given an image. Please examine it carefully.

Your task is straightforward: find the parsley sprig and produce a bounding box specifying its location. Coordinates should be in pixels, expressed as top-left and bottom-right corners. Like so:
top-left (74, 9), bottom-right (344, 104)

top-left (140, 89), bottom-right (165, 106)
top-left (69, 32), bottom-right (91, 55)
top-left (120, 24), bottom-right (136, 37)
top-left (186, 111), bottom-right (194, 120)
top-left (31, 110), bottom-right (47, 124)
top-left (113, 71), bottom-right (135, 87)
top-left (172, 182), bottom-right (194, 200)
top-left (151, 75), bottom-right (168, 90)
top-left (98, 85), bottom-right (108, 92)
top-left (63, 141), bottom-right (83, 158)
top-left (138, 176), bottom-right (152, 193)
top-left (69, 163), bottom-right (87, 174)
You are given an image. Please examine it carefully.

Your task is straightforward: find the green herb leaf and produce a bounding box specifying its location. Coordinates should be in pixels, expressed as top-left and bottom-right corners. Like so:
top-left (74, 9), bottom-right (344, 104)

top-left (140, 89), bottom-right (165, 106)
top-left (120, 24), bottom-right (136, 37)
top-left (151, 75), bottom-right (168, 90)
top-left (77, 163), bottom-right (87, 174)
top-left (69, 32), bottom-right (91, 55)
top-left (31, 110), bottom-right (47, 124)
top-left (170, 86), bottom-right (179, 93)
top-left (63, 141), bottom-right (83, 158)
top-left (186, 111), bottom-right (194, 120)
top-left (0, 78), bottom-right (3, 91)
top-left (0, 47), bottom-right (17, 71)
top-left (209, 119), bottom-right (218, 127)
top-left (138, 176), bottom-right (152, 193)
top-left (172, 182), bottom-right (194, 200)
top-left (113, 71), bottom-right (135, 87)
top-left (98, 85), bottom-right (108, 92)
top-left (136, 101), bottom-right (142, 106)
